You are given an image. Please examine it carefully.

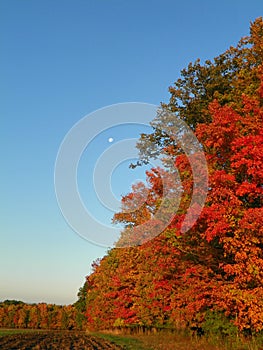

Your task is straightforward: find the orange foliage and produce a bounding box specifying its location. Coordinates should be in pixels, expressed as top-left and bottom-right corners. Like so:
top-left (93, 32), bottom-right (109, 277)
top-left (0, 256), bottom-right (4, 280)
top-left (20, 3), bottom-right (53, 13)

top-left (82, 18), bottom-right (263, 335)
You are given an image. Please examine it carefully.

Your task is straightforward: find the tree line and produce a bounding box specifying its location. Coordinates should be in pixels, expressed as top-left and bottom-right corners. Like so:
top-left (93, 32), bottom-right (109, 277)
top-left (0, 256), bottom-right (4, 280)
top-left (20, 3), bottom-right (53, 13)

top-left (0, 299), bottom-right (85, 330)
top-left (83, 18), bottom-right (263, 336)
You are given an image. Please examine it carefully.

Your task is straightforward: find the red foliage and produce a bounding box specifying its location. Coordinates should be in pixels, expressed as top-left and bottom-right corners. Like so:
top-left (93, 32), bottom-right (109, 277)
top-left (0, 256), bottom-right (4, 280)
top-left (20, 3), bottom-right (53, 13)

top-left (84, 22), bottom-right (263, 334)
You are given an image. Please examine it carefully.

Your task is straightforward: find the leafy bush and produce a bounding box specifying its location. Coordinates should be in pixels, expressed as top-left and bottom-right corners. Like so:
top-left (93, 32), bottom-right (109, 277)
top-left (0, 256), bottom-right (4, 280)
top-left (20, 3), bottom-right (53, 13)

top-left (202, 311), bottom-right (238, 338)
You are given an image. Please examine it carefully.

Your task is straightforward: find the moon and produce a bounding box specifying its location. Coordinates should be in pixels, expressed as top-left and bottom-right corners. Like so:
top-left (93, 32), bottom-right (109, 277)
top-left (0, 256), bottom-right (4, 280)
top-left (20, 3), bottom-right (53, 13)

top-left (108, 137), bottom-right (114, 143)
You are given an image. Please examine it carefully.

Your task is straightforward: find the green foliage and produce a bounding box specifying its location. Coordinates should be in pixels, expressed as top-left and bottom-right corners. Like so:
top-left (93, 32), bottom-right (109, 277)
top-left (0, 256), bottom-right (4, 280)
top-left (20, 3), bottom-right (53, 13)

top-left (202, 311), bottom-right (238, 338)
top-left (2, 300), bottom-right (25, 306)
top-left (74, 282), bottom-right (87, 329)
top-left (74, 282), bottom-right (87, 313)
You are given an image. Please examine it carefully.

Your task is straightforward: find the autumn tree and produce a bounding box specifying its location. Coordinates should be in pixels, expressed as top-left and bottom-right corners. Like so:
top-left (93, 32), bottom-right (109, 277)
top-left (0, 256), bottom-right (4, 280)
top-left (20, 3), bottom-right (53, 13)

top-left (0, 300), bottom-right (80, 330)
top-left (134, 17), bottom-right (263, 166)
top-left (84, 18), bottom-right (263, 335)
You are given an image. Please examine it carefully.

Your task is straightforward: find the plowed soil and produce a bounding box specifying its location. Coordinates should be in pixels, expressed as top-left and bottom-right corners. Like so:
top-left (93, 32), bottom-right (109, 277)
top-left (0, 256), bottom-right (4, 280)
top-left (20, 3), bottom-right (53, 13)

top-left (0, 331), bottom-right (124, 349)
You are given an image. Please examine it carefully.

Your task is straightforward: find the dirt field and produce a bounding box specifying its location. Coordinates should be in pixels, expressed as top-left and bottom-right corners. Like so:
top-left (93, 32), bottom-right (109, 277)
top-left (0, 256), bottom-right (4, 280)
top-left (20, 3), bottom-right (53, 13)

top-left (0, 331), bottom-right (125, 349)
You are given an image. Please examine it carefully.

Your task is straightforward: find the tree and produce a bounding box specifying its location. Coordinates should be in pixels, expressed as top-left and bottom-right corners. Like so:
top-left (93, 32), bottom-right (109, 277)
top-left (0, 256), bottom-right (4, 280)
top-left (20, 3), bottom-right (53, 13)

top-left (84, 18), bottom-right (263, 335)
top-left (74, 282), bottom-right (88, 330)
top-left (133, 18), bottom-right (263, 167)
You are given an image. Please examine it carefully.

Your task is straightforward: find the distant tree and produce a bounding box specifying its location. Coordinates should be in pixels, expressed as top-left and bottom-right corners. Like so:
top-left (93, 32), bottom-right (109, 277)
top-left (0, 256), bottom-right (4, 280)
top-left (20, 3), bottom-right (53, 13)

top-left (2, 299), bottom-right (25, 305)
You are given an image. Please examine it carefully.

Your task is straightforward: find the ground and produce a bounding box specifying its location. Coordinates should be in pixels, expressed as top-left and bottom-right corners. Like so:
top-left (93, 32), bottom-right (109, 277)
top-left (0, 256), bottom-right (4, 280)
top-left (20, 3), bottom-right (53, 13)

top-left (0, 331), bottom-right (124, 350)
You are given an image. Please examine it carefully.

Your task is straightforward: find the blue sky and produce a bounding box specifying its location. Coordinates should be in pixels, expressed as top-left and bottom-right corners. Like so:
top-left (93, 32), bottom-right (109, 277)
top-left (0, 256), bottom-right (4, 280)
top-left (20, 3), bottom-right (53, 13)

top-left (1, 0), bottom-right (262, 305)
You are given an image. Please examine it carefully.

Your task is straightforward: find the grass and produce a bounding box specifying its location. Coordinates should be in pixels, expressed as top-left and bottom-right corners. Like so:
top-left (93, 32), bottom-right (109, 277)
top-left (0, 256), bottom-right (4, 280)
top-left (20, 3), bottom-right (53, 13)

top-left (0, 328), bottom-right (43, 337)
top-left (94, 331), bottom-right (263, 350)
top-left (92, 332), bottom-right (148, 350)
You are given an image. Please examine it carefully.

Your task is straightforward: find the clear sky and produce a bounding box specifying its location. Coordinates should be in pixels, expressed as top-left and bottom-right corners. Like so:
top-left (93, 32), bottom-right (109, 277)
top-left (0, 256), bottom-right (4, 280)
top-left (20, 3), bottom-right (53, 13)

top-left (1, 0), bottom-right (262, 305)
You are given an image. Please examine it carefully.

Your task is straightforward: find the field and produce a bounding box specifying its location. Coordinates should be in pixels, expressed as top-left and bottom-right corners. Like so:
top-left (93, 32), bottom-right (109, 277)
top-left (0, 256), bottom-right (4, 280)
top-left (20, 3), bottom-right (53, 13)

top-left (0, 330), bottom-right (124, 350)
top-left (1, 329), bottom-right (263, 350)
